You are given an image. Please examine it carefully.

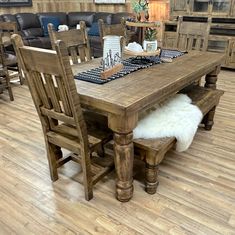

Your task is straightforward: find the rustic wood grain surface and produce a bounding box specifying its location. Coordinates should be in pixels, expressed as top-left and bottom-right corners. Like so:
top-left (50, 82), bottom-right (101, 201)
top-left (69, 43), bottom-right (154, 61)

top-left (72, 51), bottom-right (225, 201)
top-left (72, 51), bottom-right (225, 114)
top-left (0, 68), bottom-right (234, 234)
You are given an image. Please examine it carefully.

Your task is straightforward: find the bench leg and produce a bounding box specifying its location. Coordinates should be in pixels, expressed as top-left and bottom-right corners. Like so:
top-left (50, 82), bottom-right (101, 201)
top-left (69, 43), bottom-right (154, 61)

top-left (204, 106), bottom-right (216, 131)
top-left (145, 163), bottom-right (159, 194)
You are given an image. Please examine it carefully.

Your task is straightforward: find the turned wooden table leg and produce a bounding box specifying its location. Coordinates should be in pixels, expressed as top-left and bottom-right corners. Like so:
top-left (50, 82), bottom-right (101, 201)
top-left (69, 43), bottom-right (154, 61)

top-left (204, 65), bottom-right (221, 130)
top-left (109, 113), bottom-right (138, 202)
top-left (205, 65), bottom-right (220, 90)
top-left (114, 132), bottom-right (134, 202)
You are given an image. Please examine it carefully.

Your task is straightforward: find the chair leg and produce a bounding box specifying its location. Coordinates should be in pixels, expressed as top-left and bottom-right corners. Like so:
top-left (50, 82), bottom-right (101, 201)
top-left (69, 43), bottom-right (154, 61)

top-left (5, 73), bottom-right (14, 101)
top-left (18, 67), bottom-right (24, 85)
top-left (8, 84), bottom-right (14, 101)
top-left (46, 142), bottom-right (59, 181)
top-left (81, 152), bottom-right (93, 200)
top-left (145, 163), bottom-right (159, 194)
top-left (204, 106), bottom-right (216, 131)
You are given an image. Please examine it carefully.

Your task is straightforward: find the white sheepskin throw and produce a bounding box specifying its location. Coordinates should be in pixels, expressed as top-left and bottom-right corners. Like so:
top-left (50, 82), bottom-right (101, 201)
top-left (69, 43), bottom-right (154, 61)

top-left (133, 94), bottom-right (203, 152)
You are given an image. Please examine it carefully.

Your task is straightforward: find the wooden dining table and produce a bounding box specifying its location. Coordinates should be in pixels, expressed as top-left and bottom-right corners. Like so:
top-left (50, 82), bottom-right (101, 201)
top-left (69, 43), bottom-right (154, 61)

top-left (72, 51), bottom-right (225, 202)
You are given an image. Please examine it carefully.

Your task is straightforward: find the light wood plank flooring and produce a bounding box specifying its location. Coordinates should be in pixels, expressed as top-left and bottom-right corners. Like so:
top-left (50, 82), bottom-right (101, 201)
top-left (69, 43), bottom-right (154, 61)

top-left (0, 70), bottom-right (235, 235)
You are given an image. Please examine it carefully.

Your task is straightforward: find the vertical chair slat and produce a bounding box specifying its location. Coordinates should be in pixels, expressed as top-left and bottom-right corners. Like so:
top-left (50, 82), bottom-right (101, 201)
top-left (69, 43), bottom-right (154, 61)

top-left (187, 36), bottom-right (194, 51)
top-left (78, 46), bottom-right (86, 62)
top-left (33, 71), bottom-right (52, 109)
top-left (44, 74), bottom-right (62, 113)
top-left (55, 75), bottom-right (72, 117)
top-left (69, 46), bottom-right (79, 64)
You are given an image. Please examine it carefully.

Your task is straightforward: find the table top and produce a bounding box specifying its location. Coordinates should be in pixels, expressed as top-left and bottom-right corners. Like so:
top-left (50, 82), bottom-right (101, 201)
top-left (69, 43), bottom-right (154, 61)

top-left (72, 51), bottom-right (225, 116)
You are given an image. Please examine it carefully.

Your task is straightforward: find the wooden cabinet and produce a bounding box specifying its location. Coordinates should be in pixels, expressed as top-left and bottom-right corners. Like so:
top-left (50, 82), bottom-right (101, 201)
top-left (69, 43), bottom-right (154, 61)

top-left (226, 40), bottom-right (235, 68)
top-left (170, 0), bottom-right (188, 14)
top-left (170, 0), bottom-right (235, 19)
top-left (167, 0), bottom-right (235, 69)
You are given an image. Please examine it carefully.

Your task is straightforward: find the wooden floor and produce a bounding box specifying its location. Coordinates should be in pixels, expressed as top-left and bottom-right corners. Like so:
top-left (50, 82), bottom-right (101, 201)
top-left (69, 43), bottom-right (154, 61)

top-left (0, 70), bottom-right (235, 235)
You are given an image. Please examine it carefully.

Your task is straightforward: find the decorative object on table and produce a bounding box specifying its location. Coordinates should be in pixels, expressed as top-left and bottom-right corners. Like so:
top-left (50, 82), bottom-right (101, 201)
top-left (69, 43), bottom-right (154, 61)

top-left (160, 49), bottom-right (186, 58)
top-left (124, 41), bottom-right (160, 56)
top-left (75, 57), bottom-right (161, 84)
top-left (101, 35), bottom-right (124, 80)
top-left (58, 25), bottom-right (69, 32)
top-left (94, 0), bottom-right (125, 4)
top-left (0, 0), bottom-right (32, 7)
top-left (143, 27), bottom-right (157, 52)
top-left (75, 49), bottom-right (186, 84)
top-left (131, 0), bottom-right (149, 22)
top-left (125, 42), bottom-right (143, 52)
top-left (138, 0), bottom-right (149, 21)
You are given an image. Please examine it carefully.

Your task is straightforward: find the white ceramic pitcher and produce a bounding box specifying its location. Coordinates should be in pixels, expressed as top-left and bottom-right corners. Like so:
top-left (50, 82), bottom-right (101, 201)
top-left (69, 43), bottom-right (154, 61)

top-left (103, 35), bottom-right (123, 68)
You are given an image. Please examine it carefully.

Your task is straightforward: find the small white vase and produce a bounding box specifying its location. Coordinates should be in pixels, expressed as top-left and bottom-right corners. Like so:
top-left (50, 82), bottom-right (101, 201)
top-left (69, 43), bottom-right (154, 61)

top-left (143, 40), bottom-right (158, 52)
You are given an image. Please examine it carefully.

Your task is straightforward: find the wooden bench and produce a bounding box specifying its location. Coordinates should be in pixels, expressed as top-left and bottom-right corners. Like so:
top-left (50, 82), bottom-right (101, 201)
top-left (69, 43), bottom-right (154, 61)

top-left (134, 86), bottom-right (224, 194)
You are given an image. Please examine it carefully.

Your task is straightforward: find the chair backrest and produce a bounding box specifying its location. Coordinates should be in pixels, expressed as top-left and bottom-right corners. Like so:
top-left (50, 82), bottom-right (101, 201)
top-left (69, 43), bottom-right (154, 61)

top-left (11, 34), bottom-right (89, 151)
top-left (98, 18), bottom-right (128, 48)
top-left (0, 22), bottom-right (18, 67)
top-left (0, 22), bottom-right (18, 44)
top-left (174, 16), bottom-right (211, 51)
top-left (48, 21), bottom-right (91, 64)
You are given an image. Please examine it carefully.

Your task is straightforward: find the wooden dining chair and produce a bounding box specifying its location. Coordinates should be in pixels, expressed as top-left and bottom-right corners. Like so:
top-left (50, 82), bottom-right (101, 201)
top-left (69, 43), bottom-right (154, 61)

top-left (0, 22), bottom-right (24, 84)
top-left (174, 16), bottom-right (212, 51)
top-left (98, 18), bottom-right (129, 49)
top-left (11, 34), bottom-right (114, 201)
top-left (0, 41), bottom-right (14, 101)
top-left (48, 21), bottom-right (91, 64)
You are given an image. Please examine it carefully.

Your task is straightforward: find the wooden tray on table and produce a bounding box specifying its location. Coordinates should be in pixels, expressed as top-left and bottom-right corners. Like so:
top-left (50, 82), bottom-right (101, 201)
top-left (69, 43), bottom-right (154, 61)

top-left (124, 48), bottom-right (161, 57)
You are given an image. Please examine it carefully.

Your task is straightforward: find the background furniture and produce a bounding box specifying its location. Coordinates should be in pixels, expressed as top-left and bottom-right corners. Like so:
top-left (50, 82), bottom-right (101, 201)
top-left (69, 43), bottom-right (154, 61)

top-left (0, 41), bottom-right (14, 101)
top-left (72, 51), bottom-right (225, 202)
top-left (48, 21), bottom-right (91, 64)
top-left (174, 16), bottom-right (211, 51)
top-left (0, 12), bottom-right (135, 58)
top-left (12, 34), bottom-right (113, 201)
top-left (126, 21), bottom-right (160, 44)
top-left (170, 0), bottom-right (235, 18)
top-left (0, 22), bottom-right (24, 84)
top-left (164, 0), bottom-right (235, 69)
top-left (98, 18), bottom-right (128, 48)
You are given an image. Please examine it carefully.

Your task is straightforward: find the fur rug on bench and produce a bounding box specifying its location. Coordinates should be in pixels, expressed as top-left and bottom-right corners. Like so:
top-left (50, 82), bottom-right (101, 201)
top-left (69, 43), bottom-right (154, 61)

top-left (133, 94), bottom-right (203, 152)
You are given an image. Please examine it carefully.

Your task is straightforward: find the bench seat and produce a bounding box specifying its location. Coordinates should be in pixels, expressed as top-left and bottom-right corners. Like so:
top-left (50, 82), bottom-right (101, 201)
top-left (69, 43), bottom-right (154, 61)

top-left (133, 86), bottom-right (224, 194)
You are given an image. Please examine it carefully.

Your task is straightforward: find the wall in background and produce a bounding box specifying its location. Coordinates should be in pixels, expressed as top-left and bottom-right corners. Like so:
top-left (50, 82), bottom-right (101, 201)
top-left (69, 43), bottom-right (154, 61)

top-left (0, 0), bottom-right (128, 14)
top-left (0, 0), bottom-right (169, 21)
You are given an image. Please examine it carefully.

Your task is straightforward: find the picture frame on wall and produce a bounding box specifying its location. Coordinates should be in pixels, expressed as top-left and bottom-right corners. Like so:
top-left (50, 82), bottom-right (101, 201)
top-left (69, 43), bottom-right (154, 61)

top-left (0, 0), bottom-right (32, 7)
top-left (94, 0), bottom-right (126, 4)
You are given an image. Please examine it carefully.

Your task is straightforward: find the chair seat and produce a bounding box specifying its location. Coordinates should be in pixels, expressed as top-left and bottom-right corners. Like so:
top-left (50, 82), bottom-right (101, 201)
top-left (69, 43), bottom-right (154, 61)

top-left (47, 111), bottom-right (112, 154)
